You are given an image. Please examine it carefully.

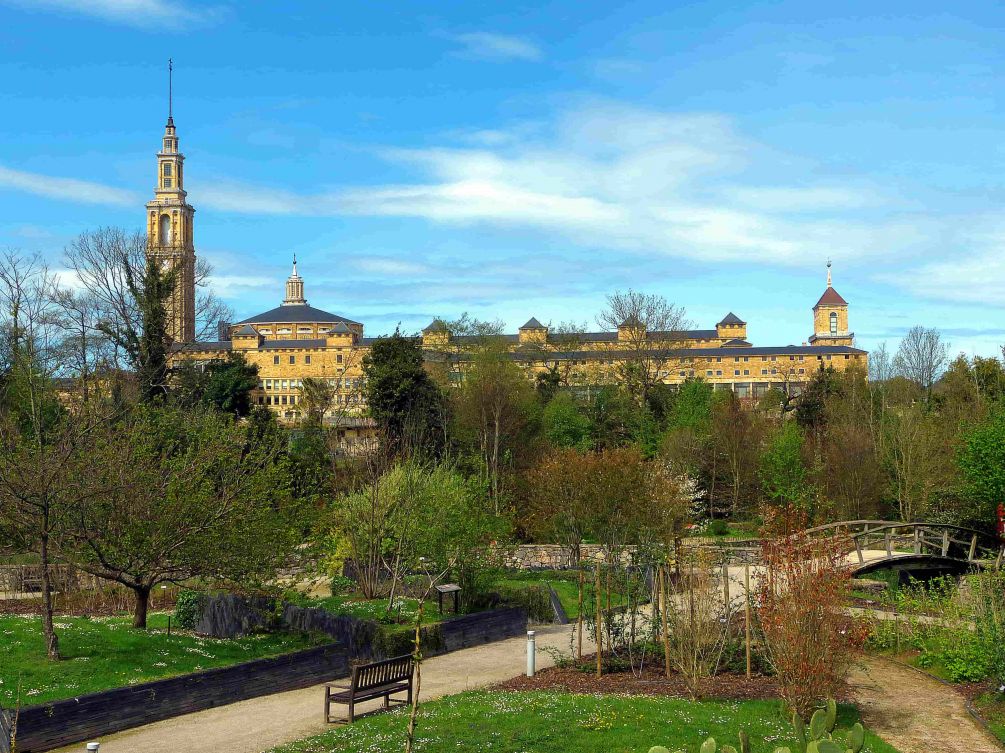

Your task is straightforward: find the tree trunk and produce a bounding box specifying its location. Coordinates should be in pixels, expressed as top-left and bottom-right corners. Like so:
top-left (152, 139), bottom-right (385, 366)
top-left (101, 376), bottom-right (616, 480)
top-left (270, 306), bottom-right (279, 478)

top-left (132, 584), bottom-right (151, 629)
top-left (39, 531), bottom-right (60, 660)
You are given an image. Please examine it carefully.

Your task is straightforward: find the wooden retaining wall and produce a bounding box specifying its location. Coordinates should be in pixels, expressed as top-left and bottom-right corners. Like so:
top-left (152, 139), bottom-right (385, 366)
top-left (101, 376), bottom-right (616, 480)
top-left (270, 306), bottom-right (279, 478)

top-left (11, 607), bottom-right (527, 752)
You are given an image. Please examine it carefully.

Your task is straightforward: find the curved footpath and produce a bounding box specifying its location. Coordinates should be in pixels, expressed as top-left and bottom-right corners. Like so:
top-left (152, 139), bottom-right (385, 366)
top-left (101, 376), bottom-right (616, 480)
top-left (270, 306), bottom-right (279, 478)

top-left (849, 655), bottom-right (1003, 753)
top-left (52, 623), bottom-right (586, 753)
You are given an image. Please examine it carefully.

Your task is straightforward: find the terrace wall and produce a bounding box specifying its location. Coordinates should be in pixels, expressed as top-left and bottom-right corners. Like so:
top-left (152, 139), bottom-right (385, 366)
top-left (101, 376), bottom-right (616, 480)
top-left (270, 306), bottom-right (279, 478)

top-left (10, 606), bottom-right (527, 752)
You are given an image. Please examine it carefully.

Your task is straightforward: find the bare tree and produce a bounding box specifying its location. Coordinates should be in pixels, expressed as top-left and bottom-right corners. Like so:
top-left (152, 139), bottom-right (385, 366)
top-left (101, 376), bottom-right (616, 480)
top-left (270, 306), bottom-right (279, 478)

top-left (893, 326), bottom-right (949, 400)
top-left (597, 290), bottom-right (692, 402)
top-left (0, 251), bottom-right (107, 659)
top-left (64, 227), bottom-right (231, 361)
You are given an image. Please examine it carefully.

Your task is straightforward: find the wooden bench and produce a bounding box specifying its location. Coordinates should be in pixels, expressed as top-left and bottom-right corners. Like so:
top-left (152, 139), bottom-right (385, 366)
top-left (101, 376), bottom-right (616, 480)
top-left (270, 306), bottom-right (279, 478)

top-left (324, 654), bottom-right (414, 723)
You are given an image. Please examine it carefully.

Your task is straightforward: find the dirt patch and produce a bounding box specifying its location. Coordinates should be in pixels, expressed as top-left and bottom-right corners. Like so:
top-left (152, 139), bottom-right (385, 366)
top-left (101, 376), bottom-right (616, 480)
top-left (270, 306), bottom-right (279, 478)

top-left (494, 658), bottom-right (779, 701)
top-left (849, 655), bottom-right (1003, 753)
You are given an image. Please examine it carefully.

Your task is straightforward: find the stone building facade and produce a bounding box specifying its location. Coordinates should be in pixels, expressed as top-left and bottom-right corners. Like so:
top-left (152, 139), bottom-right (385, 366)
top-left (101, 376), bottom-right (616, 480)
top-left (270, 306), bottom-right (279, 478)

top-left (158, 116), bottom-right (868, 425)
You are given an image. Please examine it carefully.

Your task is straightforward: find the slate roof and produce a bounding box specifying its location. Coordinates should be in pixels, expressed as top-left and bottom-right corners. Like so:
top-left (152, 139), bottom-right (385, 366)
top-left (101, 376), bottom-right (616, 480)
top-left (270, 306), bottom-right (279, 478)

top-left (329, 322), bottom-right (352, 333)
top-left (446, 343), bottom-right (866, 362)
top-left (234, 324), bottom-right (259, 336)
top-left (260, 338), bottom-right (327, 349)
top-left (717, 312), bottom-right (746, 325)
top-left (236, 303), bottom-right (361, 326)
top-left (722, 339), bottom-right (752, 347)
top-left (170, 341), bottom-right (232, 353)
top-left (422, 319), bottom-right (449, 333)
top-left (520, 317), bottom-right (545, 329)
top-left (815, 287), bottom-right (848, 307)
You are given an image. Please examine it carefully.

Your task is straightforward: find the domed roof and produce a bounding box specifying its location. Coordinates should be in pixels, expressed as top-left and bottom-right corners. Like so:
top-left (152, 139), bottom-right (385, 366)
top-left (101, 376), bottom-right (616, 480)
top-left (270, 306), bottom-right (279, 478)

top-left (236, 303), bottom-right (361, 326)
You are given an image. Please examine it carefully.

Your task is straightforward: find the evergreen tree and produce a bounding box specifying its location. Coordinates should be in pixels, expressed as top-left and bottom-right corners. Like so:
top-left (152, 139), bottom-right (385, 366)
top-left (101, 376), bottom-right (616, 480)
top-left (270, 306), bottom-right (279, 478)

top-left (363, 329), bottom-right (445, 454)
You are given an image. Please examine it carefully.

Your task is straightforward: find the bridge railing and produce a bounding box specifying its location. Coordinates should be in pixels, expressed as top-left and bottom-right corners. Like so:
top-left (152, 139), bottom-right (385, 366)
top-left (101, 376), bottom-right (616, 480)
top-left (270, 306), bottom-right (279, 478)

top-left (846, 523), bottom-right (1003, 568)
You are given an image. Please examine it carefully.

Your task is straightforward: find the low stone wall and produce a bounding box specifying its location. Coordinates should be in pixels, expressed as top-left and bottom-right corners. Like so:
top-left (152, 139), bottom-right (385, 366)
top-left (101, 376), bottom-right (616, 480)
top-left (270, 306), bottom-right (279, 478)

top-left (11, 606), bottom-right (528, 752)
top-left (503, 544), bottom-right (637, 570)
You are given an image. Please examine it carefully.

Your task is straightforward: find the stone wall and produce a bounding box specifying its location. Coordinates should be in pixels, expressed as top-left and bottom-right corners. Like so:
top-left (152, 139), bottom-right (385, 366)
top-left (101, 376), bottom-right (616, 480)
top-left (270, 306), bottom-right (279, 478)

top-left (502, 544), bottom-right (637, 570)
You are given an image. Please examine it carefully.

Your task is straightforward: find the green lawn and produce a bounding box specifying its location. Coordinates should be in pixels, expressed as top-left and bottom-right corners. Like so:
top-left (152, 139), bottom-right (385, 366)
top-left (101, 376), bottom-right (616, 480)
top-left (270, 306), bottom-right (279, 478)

top-left (270, 691), bottom-right (900, 753)
top-left (495, 570), bottom-right (632, 620)
top-left (302, 595), bottom-right (446, 625)
top-left (972, 693), bottom-right (1005, 744)
top-left (0, 612), bottom-right (326, 707)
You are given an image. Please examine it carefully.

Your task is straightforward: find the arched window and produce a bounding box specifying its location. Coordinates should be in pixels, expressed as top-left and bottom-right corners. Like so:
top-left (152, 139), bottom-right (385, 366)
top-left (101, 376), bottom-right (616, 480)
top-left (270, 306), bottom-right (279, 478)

top-left (159, 214), bottom-right (172, 245)
top-left (829, 311), bottom-right (838, 334)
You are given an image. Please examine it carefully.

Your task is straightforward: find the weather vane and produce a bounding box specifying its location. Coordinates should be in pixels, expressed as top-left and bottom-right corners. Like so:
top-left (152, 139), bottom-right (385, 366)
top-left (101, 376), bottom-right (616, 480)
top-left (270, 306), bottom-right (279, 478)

top-left (168, 58), bottom-right (173, 120)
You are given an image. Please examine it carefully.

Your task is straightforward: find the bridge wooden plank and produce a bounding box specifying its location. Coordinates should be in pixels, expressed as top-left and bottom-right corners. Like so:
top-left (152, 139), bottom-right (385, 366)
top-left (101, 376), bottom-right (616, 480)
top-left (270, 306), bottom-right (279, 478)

top-left (941, 530), bottom-right (950, 557)
top-left (885, 532), bottom-right (892, 558)
top-left (855, 538), bottom-right (864, 564)
top-left (969, 534), bottom-right (978, 561)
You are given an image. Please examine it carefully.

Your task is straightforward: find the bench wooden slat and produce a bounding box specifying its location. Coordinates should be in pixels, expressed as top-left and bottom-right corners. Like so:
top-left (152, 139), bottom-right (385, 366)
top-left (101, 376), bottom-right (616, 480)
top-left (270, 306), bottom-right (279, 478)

top-left (324, 655), bottom-right (414, 724)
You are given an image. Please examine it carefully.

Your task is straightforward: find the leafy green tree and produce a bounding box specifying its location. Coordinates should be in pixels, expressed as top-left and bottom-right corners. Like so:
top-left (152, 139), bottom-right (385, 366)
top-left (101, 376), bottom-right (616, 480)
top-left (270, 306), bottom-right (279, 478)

top-left (363, 329), bottom-right (445, 454)
top-left (58, 405), bottom-right (307, 628)
top-left (453, 345), bottom-right (539, 509)
top-left (666, 379), bottom-right (714, 432)
top-left (760, 421), bottom-right (811, 510)
top-left (542, 391), bottom-right (591, 450)
top-left (172, 353), bottom-right (259, 416)
top-left (958, 412), bottom-right (1005, 528)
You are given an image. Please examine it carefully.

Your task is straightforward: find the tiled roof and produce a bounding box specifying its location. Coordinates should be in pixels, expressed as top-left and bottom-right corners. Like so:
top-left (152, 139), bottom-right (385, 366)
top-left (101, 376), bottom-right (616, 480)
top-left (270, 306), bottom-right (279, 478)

top-left (236, 303), bottom-right (361, 326)
top-left (170, 341), bottom-right (232, 352)
top-left (422, 319), bottom-right (449, 333)
top-left (718, 312), bottom-right (746, 325)
top-left (815, 287), bottom-right (848, 306)
top-left (444, 343), bottom-right (866, 362)
top-left (260, 338), bottom-right (327, 349)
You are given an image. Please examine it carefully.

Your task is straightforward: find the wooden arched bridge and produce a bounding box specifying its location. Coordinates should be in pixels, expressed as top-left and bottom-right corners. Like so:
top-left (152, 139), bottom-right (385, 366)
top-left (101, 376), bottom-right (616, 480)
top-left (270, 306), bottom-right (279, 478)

top-left (708, 520), bottom-right (1004, 576)
top-left (804, 520), bottom-right (1004, 576)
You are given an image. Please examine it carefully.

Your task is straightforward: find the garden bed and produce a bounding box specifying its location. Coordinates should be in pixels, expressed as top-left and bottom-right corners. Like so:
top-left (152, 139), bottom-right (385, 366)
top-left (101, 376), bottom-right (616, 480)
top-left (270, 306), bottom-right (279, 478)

top-left (268, 690), bottom-right (899, 753)
top-left (0, 612), bottom-right (326, 707)
top-left (494, 661), bottom-right (782, 701)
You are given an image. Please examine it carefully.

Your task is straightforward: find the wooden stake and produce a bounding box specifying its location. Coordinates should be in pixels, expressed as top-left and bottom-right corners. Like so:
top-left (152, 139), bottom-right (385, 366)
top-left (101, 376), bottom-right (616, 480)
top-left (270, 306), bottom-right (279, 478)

top-left (744, 564), bottom-right (752, 679)
top-left (660, 563), bottom-right (671, 679)
top-left (577, 568), bottom-right (584, 661)
top-left (595, 566), bottom-right (603, 678)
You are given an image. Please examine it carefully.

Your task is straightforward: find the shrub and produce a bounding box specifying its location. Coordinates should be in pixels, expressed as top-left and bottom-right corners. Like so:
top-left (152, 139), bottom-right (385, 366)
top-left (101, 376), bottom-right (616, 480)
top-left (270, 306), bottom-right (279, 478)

top-left (707, 518), bottom-right (730, 537)
top-left (329, 575), bottom-right (355, 596)
top-left (174, 589), bottom-right (204, 629)
top-left (756, 509), bottom-right (865, 716)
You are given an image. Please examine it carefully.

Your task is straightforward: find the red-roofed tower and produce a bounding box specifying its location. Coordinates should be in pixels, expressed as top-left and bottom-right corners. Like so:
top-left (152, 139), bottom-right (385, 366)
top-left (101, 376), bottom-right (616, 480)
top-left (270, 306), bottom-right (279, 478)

top-left (809, 261), bottom-right (853, 346)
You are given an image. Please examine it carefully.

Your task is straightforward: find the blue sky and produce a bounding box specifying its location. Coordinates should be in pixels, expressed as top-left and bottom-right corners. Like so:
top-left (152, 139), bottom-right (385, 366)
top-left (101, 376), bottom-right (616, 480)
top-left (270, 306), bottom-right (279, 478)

top-left (1, 0), bottom-right (1004, 356)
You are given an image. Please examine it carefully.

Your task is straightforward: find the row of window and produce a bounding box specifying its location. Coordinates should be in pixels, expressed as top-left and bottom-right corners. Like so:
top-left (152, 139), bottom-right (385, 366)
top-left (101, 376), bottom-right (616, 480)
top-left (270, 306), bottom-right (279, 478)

top-left (261, 377), bottom-right (365, 390)
top-left (269, 353), bottom-right (347, 365)
top-left (257, 394), bottom-right (365, 406)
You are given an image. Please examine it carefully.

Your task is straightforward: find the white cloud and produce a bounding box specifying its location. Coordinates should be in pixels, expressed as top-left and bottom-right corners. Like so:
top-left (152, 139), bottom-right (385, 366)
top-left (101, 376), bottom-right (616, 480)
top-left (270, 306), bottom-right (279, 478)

top-left (181, 102), bottom-right (941, 270)
top-left (449, 32), bottom-right (542, 62)
top-left (0, 165), bottom-right (136, 207)
top-left (4, 0), bottom-right (220, 28)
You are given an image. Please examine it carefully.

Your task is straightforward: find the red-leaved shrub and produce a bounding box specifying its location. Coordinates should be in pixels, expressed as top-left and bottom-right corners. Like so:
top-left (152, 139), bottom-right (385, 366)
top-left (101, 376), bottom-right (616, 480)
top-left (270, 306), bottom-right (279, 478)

top-left (756, 507), bottom-right (866, 716)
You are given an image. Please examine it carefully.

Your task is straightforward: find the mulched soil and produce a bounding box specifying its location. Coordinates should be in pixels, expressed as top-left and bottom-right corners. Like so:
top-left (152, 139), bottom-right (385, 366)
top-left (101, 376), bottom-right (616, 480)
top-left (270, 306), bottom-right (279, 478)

top-left (493, 656), bottom-right (780, 701)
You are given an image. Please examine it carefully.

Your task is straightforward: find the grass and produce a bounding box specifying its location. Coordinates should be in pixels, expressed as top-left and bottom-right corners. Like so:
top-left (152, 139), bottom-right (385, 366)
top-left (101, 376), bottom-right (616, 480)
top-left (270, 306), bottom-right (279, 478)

top-left (269, 691), bottom-right (900, 753)
top-left (304, 595), bottom-right (445, 626)
top-left (0, 612), bottom-right (327, 707)
top-left (495, 570), bottom-right (635, 620)
top-left (972, 693), bottom-right (1005, 744)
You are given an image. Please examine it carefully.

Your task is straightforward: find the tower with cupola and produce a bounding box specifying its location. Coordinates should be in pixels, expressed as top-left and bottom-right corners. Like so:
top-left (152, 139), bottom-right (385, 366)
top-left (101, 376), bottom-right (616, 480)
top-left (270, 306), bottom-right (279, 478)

top-left (809, 261), bottom-right (853, 346)
top-left (146, 60), bottom-right (196, 344)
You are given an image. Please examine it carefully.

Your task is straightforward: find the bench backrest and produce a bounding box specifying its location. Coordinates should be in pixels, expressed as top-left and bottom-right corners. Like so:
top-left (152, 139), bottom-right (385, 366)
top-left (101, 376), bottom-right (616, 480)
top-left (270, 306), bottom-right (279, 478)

top-left (352, 654), bottom-right (414, 692)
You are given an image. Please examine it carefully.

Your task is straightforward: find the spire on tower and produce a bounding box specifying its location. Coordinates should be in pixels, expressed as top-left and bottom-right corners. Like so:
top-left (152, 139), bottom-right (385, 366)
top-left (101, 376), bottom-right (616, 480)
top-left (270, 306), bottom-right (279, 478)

top-left (826, 259), bottom-right (832, 287)
top-left (167, 58), bottom-right (174, 127)
top-left (292, 254), bottom-right (298, 277)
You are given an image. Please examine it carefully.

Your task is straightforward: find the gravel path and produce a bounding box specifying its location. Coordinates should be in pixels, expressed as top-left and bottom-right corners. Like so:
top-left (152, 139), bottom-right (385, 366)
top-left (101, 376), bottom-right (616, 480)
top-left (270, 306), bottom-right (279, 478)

top-left (849, 655), bottom-right (1003, 753)
top-left (52, 623), bottom-right (584, 753)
